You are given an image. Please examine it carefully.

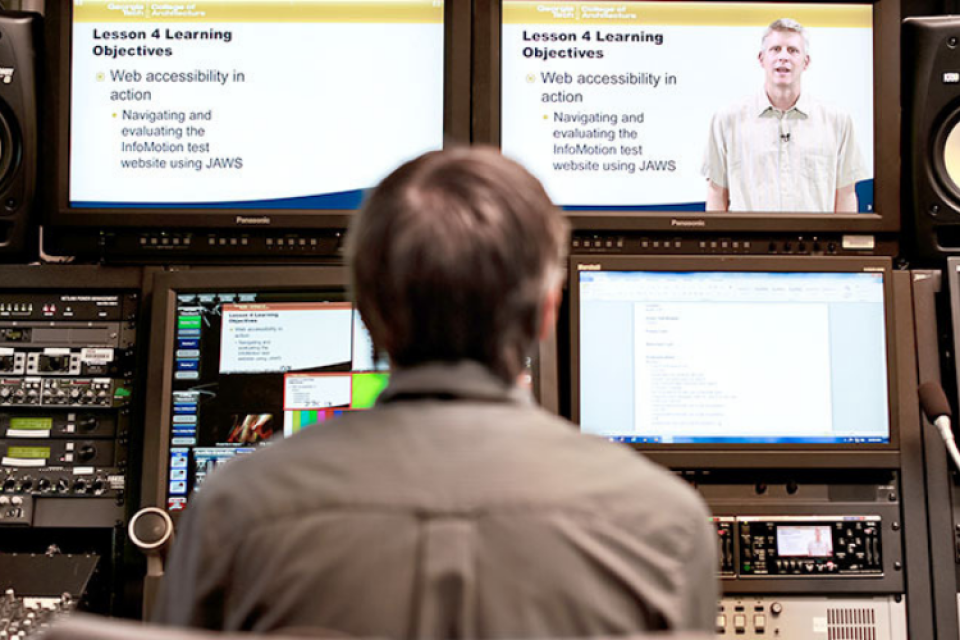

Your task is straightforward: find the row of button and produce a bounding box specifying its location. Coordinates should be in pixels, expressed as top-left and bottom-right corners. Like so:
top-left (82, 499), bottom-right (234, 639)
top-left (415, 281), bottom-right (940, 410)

top-left (1, 476), bottom-right (107, 494)
top-left (570, 236), bottom-right (844, 254)
top-left (208, 237), bottom-right (248, 246)
top-left (141, 236), bottom-right (193, 246)
top-left (139, 234), bottom-right (342, 249)
top-left (717, 613), bottom-right (767, 634)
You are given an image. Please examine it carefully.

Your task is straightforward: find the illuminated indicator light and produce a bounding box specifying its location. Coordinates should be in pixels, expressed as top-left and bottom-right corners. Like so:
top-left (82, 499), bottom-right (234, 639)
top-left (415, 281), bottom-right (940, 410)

top-left (944, 72), bottom-right (960, 83)
top-left (177, 316), bottom-right (201, 329)
top-left (9, 417), bottom-right (52, 430)
top-left (8, 446), bottom-right (50, 459)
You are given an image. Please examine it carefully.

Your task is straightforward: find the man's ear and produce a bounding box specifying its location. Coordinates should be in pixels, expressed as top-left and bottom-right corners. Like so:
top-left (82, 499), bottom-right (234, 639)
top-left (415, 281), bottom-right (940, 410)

top-left (538, 283), bottom-right (562, 342)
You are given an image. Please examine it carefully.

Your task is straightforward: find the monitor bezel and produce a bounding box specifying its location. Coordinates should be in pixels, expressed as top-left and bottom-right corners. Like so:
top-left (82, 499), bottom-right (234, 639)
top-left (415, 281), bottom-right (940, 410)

top-left (476, 0), bottom-right (900, 234)
top-left (44, 0), bottom-right (472, 231)
top-left (568, 255), bottom-right (901, 464)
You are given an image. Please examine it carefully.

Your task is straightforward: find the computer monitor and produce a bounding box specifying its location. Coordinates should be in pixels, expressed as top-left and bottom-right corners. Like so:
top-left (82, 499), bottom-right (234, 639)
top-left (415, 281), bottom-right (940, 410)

top-left (142, 267), bottom-right (383, 513)
top-left (569, 256), bottom-right (897, 458)
top-left (478, 0), bottom-right (899, 234)
top-left (142, 267), bottom-right (549, 515)
top-left (42, 0), bottom-right (470, 250)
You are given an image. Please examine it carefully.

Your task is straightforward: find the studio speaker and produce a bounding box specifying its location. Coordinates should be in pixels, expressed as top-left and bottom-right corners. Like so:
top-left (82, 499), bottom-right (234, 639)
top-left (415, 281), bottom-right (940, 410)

top-left (901, 16), bottom-right (960, 262)
top-left (0, 11), bottom-right (39, 262)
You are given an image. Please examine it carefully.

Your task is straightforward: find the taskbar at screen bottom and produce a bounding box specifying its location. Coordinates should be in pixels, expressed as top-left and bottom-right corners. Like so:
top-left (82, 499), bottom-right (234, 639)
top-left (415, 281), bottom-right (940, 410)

top-left (596, 435), bottom-right (890, 445)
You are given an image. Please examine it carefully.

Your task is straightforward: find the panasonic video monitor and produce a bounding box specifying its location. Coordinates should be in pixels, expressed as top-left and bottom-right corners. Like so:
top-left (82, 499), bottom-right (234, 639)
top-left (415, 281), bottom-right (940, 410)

top-left (570, 257), bottom-right (896, 456)
top-left (487, 0), bottom-right (899, 233)
top-left (144, 267), bottom-right (547, 515)
top-left (45, 0), bottom-right (469, 236)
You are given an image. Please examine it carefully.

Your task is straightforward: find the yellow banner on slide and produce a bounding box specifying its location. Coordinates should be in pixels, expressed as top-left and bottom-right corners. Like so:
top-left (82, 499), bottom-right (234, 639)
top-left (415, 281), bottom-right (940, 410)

top-left (503, 2), bottom-right (871, 28)
top-left (74, 0), bottom-right (443, 24)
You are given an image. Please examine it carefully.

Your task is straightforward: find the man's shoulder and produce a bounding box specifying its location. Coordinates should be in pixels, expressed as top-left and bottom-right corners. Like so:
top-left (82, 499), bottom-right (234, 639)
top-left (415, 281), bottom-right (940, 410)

top-left (511, 414), bottom-right (711, 519)
top-left (800, 95), bottom-right (855, 124)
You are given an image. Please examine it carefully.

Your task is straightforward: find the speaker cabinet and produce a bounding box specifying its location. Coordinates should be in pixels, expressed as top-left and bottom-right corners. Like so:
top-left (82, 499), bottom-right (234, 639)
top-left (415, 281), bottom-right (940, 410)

top-left (901, 17), bottom-right (960, 262)
top-left (0, 12), bottom-right (39, 262)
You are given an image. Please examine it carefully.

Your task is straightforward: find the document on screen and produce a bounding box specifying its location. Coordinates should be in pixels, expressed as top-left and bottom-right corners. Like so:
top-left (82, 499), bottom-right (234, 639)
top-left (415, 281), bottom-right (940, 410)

top-left (633, 301), bottom-right (833, 439)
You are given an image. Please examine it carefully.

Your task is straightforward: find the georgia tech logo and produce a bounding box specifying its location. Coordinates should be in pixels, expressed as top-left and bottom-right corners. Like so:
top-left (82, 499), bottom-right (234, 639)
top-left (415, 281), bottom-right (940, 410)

top-left (577, 264), bottom-right (602, 271)
top-left (235, 216), bottom-right (271, 225)
top-left (670, 218), bottom-right (706, 227)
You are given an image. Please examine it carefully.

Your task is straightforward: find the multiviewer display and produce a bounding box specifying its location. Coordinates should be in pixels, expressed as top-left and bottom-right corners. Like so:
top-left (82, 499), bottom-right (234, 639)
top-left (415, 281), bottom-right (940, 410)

top-left (164, 291), bottom-right (387, 511)
top-left (68, 0), bottom-right (444, 210)
top-left (501, 1), bottom-right (875, 213)
top-left (576, 268), bottom-right (890, 444)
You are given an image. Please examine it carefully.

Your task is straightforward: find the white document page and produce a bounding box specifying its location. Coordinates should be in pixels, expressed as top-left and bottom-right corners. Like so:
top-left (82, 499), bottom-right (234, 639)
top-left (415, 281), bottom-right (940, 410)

top-left (633, 301), bottom-right (833, 439)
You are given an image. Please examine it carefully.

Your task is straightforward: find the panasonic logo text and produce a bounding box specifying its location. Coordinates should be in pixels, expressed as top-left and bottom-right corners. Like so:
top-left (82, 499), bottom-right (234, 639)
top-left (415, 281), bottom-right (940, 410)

top-left (235, 216), bottom-right (272, 226)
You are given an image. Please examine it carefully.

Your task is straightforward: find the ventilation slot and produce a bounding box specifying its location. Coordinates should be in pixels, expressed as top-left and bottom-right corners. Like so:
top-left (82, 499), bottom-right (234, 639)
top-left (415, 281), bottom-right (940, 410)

top-left (827, 608), bottom-right (877, 640)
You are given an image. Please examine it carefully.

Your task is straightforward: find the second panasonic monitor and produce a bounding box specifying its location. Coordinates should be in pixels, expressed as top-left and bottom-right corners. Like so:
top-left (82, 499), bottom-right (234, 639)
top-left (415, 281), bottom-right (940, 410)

top-left (499, 0), bottom-right (890, 226)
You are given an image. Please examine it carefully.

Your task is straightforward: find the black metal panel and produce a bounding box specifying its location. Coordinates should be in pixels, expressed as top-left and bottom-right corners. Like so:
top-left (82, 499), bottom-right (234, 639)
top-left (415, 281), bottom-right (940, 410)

top-left (0, 552), bottom-right (99, 597)
top-left (893, 270), bottom-right (937, 640)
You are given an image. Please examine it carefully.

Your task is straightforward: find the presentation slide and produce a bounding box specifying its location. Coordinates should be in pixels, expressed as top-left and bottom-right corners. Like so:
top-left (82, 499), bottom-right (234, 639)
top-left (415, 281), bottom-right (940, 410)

top-left (69, 0), bottom-right (444, 208)
top-left (501, 1), bottom-right (874, 212)
top-left (776, 525), bottom-right (833, 557)
top-left (219, 302), bottom-right (352, 373)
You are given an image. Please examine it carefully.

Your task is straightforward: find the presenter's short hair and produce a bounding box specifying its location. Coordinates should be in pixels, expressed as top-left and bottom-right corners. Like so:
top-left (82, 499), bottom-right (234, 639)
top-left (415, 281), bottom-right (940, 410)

top-left (762, 18), bottom-right (810, 54)
top-left (347, 147), bottom-right (568, 382)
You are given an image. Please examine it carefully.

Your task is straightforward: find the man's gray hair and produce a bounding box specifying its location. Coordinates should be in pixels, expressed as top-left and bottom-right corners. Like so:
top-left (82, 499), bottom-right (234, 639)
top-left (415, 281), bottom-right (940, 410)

top-left (762, 18), bottom-right (810, 54)
top-left (347, 146), bottom-right (569, 383)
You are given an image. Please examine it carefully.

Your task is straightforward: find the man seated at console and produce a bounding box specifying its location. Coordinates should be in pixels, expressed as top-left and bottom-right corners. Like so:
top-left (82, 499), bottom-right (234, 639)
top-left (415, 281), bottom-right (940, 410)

top-left (153, 147), bottom-right (718, 636)
top-left (702, 18), bottom-right (868, 213)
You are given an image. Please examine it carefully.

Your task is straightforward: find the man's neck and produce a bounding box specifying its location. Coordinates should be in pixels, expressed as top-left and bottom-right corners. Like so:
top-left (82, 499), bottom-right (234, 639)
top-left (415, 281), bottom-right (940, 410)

top-left (765, 85), bottom-right (801, 112)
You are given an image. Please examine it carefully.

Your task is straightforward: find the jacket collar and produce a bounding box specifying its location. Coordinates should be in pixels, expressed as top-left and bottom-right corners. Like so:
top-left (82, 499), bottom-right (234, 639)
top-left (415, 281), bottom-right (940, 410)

top-left (756, 88), bottom-right (811, 117)
top-left (377, 360), bottom-right (532, 406)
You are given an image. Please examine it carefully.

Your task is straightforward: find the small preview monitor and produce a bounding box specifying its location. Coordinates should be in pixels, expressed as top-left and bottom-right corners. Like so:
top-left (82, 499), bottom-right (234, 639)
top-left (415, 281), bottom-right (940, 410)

top-left (488, 0), bottom-right (900, 232)
top-left (570, 257), bottom-right (893, 448)
top-left (776, 524), bottom-right (834, 557)
top-left (147, 268), bottom-right (387, 514)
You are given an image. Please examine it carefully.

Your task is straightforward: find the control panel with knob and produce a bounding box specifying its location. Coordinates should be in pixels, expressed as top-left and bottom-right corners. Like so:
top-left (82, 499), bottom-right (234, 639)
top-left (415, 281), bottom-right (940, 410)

top-left (0, 439), bottom-right (115, 467)
top-left (711, 515), bottom-right (889, 579)
top-left (0, 494), bottom-right (32, 525)
top-left (0, 273), bottom-right (143, 617)
top-left (715, 595), bottom-right (904, 638)
top-left (737, 516), bottom-right (883, 577)
top-left (0, 412), bottom-right (117, 439)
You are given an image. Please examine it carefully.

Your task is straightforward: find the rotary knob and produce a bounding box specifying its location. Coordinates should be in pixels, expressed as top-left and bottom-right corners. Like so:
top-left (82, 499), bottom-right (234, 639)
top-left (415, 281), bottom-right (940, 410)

top-left (77, 444), bottom-right (96, 463)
